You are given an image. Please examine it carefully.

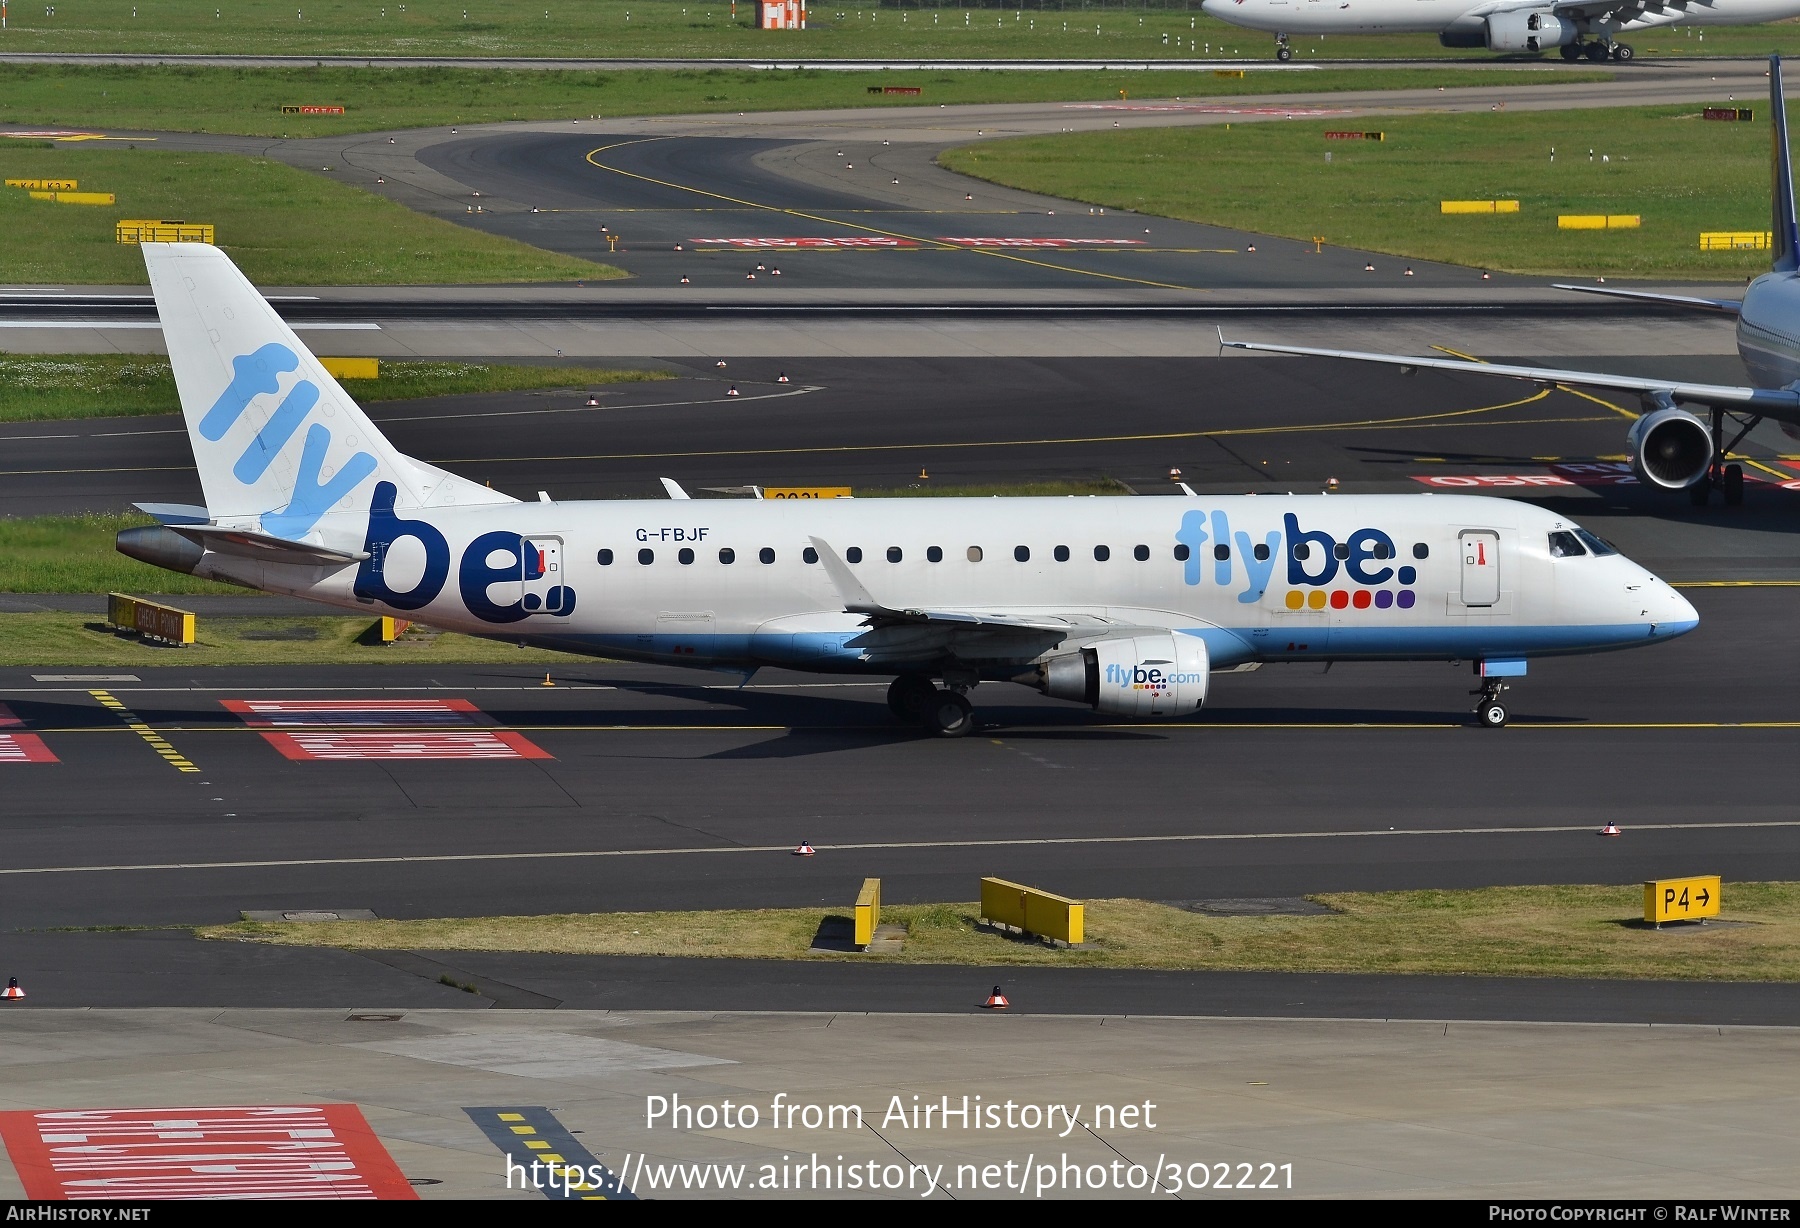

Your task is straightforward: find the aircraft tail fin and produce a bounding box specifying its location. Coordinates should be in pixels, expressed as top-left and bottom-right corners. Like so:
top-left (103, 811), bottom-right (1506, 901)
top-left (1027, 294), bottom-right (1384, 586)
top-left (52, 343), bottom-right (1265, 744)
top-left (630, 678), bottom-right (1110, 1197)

top-left (143, 242), bottom-right (512, 542)
top-left (1772, 55), bottom-right (1799, 274)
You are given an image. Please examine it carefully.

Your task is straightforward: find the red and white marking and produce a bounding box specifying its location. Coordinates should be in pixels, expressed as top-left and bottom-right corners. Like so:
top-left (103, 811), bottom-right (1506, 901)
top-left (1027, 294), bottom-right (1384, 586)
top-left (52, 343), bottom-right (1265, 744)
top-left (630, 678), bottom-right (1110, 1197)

top-left (689, 236), bottom-right (918, 248)
top-left (223, 698), bottom-right (490, 726)
top-left (1415, 461), bottom-right (1784, 489)
top-left (0, 703), bottom-right (22, 729)
top-left (263, 731), bottom-right (552, 761)
top-left (939, 237), bottom-right (1146, 248)
top-left (0, 734), bottom-right (57, 763)
top-left (222, 699), bottom-right (551, 761)
top-left (0, 1104), bottom-right (417, 1200)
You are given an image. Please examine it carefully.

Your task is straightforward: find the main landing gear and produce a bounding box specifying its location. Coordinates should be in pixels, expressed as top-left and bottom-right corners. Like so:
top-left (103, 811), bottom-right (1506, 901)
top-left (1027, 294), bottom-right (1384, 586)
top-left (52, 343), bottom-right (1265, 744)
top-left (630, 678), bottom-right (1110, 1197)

top-left (1687, 406), bottom-right (1758, 507)
top-left (1561, 39), bottom-right (1632, 62)
top-left (1274, 32), bottom-right (1292, 62)
top-left (887, 674), bottom-right (976, 738)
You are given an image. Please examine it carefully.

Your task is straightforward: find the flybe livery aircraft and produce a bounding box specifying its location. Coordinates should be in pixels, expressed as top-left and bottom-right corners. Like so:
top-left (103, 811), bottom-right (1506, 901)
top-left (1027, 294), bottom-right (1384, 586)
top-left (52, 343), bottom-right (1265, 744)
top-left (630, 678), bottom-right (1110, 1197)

top-left (1229, 56), bottom-right (1800, 511)
top-left (118, 243), bottom-right (1696, 736)
top-left (1200, 0), bottom-right (1800, 61)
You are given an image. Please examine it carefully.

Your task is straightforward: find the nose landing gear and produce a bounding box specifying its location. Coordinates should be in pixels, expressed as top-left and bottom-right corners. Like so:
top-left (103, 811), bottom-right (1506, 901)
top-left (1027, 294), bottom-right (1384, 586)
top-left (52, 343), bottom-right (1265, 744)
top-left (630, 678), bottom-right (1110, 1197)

top-left (1474, 678), bottom-right (1510, 728)
top-left (1275, 32), bottom-right (1292, 61)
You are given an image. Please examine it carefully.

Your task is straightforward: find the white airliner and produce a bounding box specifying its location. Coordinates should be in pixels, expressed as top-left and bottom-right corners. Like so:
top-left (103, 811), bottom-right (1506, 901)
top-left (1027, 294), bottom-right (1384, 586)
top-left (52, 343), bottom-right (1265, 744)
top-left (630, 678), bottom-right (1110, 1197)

top-left (117, 243), bottom-right (1696, 734)
top-left (1201, 0), bottom-right (1800, 61)
top-left (1226, 54), bottom-right (1800, 509)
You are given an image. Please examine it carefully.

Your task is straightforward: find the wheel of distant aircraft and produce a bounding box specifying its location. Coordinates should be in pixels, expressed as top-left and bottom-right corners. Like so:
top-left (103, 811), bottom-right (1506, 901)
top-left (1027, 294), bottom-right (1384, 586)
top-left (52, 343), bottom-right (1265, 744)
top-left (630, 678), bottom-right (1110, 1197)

top-left (1561, 43), bottom-right (1582, 62)
top-left (1275, 45), bottom-right (1293, 62)
top-left (1586, 42), bottom-right (1610, 61)
top-left (1478, 702), bottom-right (1509, 729)
top-left (924, 691), bottom-right (975, 738)
top-left (1611, 43), bottom-right (1634, 61)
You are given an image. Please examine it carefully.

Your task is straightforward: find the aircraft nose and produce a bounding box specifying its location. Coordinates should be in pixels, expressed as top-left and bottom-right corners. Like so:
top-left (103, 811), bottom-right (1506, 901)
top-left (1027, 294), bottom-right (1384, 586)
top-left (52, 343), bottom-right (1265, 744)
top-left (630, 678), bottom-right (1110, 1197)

top-left (1644, 577), bottom-right (1699, 639)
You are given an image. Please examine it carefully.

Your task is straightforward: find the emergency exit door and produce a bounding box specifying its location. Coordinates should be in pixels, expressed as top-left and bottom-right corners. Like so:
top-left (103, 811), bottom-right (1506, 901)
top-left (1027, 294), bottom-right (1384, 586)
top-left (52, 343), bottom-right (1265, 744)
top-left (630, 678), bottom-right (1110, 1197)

top-left (523, 536), bottom-right (568, 613)
top-left (1459, 530), bottom-right (1500, 607)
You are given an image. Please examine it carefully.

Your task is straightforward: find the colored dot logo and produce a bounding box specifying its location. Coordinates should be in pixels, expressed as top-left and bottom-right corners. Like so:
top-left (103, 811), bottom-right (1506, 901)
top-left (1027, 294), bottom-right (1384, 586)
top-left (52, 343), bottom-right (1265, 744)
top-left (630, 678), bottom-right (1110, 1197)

top-left (1286, 589), bottom-right (1416, 610)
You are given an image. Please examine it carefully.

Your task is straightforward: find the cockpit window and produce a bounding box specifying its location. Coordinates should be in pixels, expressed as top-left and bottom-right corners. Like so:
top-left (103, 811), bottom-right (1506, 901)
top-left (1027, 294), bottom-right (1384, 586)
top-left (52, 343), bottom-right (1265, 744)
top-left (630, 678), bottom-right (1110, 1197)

top-left (1548, 531), bottom-right (1587, 558)
top-left (1573, 528), bottom-right (1618, 557)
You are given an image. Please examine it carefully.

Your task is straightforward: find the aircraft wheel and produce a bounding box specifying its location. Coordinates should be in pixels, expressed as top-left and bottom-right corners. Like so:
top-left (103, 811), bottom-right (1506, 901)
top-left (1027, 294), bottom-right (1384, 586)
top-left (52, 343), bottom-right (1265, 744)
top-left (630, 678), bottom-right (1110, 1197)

top-left (1611, 43), bottom-right (1634, 61)
top-left (923, 690), bottom-right (975, 738)
top-left (1561, 43), bottom-right (1582, 62)
top-left (1724, 463), bottom-right (1744, 506)
top-left (887, 674), bottom-right (936, 720)
top-left (1688, 477), bottom-right (1712, 507)
top-left (1477, 701), bottom-right (1509, 729)
top-left (1586, 42), bottom-right (1610, 61)
top-left (1275, 45), bottom-right (1293, 62)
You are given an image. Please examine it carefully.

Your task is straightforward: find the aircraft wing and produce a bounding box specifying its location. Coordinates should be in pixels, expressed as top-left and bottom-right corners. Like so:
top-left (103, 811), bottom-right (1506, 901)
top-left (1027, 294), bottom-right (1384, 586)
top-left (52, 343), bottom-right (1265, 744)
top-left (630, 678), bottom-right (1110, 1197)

top-left (1218, 338), bottom-right (1800, 415)
top-left (1553, 283), bottom-right (1743, 314)
top-left (808, 536), bottom-right (1074, 635)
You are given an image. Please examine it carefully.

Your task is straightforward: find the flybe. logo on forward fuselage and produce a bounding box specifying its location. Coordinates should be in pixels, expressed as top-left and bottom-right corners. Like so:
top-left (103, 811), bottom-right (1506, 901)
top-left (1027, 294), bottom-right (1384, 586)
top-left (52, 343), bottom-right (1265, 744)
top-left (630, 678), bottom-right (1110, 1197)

top-left (1176, 511), bottom-right (1419, 610)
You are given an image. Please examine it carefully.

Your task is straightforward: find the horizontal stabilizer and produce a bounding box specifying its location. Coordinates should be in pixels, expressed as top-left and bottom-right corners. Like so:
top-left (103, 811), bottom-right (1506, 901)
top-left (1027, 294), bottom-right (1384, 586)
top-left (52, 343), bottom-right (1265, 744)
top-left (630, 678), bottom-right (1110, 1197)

top-left (1553, 284), bottom-right (1742, 315)
top-left (169, 524), bottom-right (369, 566)
top-left (133, 502), bottom-right (211, 526)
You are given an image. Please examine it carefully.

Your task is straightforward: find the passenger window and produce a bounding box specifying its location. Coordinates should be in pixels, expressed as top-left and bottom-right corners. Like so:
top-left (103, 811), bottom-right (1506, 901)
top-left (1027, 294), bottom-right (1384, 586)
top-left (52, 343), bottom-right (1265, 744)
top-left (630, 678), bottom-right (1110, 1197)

top-left (597, 548), bottom-right (614, 566)
top-left (720, 547), bottom-right (736, 564)
top-left (678, 547), bottom-right (695, 565)
top-left (887, 546), bottom-right (902, 563)
top-left (638, 548), bottom-right (654, 565)
top-left (1094, 545), bottom-right (1110, 562)
top-left (1574, 529), bottom-right (1618, 557)
top-left (1014, 545), bottom-right (1031, 562)
top-left (967, 546), bottom-right (983, 562)
top-left (802, 547), bottom-right (818, 565)
top-left (759, 547), bottom-right (776, 564)
top-left (1253, 543), bottom-right (1270, 561)
top-left (1054, 545), bottom-right (1070, 562)
top-left (1292, 543), bottom-right (1311, 561)
top-left (1373, 542), bottom-right (1393, 559)
top-left (927, 546), bottom-right (943, 563)
top-left (1213, 544), bottom-right (1230, 561)
top-left (1133, 544), bottom-right (1149, 562)
top-left (846, 546), bottom-right (863, 564)
top-left (1333, 543), bottom-right (1349, 560)
top-left (1547, 531), bottom-right (1586, 558)
top-left (1413, 543), bottom-right (1429, 560)
top-left (1173, 544), bottom-right (1190, 562)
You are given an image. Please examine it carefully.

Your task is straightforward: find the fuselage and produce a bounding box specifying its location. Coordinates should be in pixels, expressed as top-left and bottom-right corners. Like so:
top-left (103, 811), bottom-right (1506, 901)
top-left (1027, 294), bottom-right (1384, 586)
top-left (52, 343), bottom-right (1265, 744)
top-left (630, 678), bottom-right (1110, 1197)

top-left (1736, 267), bottom-right (1800, 399)
top-left (173, 493), bottom-right (1697, 677)
top-left (1198, 0), bottom-right (1800, 37)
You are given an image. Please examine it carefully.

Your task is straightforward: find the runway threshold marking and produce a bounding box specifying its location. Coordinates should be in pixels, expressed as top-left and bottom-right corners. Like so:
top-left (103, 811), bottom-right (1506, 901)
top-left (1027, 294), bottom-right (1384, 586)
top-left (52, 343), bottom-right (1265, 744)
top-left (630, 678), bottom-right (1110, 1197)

top-left (582, 138), bottom-right (1198, 291)
top-left (7, 818), bottom-right (1800, 879)
top-left (444, 391), bottom-right (1589, 468)
top-left (89, 689), bottom-right (197, 772)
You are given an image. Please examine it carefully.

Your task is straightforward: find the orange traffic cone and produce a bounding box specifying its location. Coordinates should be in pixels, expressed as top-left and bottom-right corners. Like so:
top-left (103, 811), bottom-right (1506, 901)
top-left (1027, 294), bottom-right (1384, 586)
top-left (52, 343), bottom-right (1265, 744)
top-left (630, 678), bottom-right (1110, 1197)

top-left (776, 372), bottom-right (790, 384)
top-left (1600, 823), bottom-right (1622, 836)
top-left (793, 841), bottom-right (815, 856)
top-left (541, 673), bottom-right (555, 687)
top-left (679, 275), bottom-right (690, 284)
top-left (585, 396), bottom-right (601, 407)
top-left (727, 385), bottom-right (740, 397)
top-left (983, 985), bottom-right (1009, 1009)
top-left (3, 977), bottom-right (24, 1001)
top-left (918, 468), bottom-right (929, 480)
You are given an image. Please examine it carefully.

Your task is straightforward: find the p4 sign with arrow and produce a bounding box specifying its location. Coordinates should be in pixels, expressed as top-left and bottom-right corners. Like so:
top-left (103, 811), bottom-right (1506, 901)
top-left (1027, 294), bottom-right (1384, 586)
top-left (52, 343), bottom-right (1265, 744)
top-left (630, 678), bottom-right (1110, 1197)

top-left (1644, 875), bottom-right (1722, 925)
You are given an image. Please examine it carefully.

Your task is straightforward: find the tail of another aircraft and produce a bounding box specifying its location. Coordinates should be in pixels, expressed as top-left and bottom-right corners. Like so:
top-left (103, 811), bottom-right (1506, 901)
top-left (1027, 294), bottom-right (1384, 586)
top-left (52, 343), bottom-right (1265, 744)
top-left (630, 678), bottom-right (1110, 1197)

top-left (142, 242), bottom-right (511, 543)
top-left (1771, 55), bottom-right (1799, 275)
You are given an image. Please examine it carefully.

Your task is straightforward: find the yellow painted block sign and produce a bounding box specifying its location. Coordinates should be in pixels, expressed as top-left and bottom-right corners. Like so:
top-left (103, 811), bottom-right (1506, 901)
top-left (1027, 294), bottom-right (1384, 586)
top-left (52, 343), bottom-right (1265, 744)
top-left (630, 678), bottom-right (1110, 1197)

top-left (6, 178), bottom-right (77, 190)
top-left (1644, 875), bottom-right (1721, 924)
top-left (1441, 200), bottom-right (1520, 214)
top-left (320, 357), bottom-right (379, 380)
top-left (980, 877), bottom-right (1084, 945)
top-left (854, 877), bottom-right (881, 948)
top-left (763, 487), bottom-right (851, 499)
top-left (1700, 231), bottom-right (1771, 250)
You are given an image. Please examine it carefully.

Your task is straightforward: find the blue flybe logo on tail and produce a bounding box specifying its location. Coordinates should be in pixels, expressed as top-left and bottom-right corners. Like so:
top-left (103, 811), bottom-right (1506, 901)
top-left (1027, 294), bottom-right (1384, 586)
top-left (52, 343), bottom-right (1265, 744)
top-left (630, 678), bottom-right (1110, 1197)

top-left (201, 343), bottom-right (377, 537)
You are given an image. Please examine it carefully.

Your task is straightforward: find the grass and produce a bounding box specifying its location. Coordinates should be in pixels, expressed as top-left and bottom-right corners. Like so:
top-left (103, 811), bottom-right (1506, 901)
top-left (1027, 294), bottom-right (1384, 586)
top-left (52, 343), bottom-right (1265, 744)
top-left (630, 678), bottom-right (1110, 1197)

top-left (195, 882), bottom-right (1800, 981)
top-left (0, 1), bottom-right (1787, 60)
top-left (940, 103), bottom-right (1788, 278)
top-left (0, 146), bottom-right (619, 284)
top-left (0, 611), bottom-right (574, 666)
top-left (0, 354), bottom-right (665, 422)
top-left (0, 514), bottom-right (241, 594)
top-left (0, 63), bottom-right (1611, 138)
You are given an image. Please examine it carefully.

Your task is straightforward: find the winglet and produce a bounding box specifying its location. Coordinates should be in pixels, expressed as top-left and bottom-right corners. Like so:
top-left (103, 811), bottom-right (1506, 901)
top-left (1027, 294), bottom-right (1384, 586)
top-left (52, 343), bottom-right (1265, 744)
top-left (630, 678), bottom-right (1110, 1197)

top-left (1772, 55), bottom-right (1799, 273)
top-left (1216, 325), bottom-right (1227, 355)
top-left (660, 477), bottom-right (691, 500)
top-left (807, 536), bottom-right (878, 609)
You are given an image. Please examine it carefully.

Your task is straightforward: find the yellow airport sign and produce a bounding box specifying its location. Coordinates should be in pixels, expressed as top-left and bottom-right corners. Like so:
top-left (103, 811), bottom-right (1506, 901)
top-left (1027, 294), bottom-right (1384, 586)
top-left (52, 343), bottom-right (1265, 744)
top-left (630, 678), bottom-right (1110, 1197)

top-left (320, 357), bottom-right (380, 380)
top-left (854, 877), bottom-right (881, 948)
top-left (1644, 875), bottom-right (1721, 925)
top-left (6, 178), bottom-right (77, 191)
top-left (763, 487), bottom-right (851, 499)
top-left (980, 877), bottom-right (1084, 946)
top-left (1441, 200), bottom-right (1519, 214)
top-left (1700, 231), bottom-right (1771, 251)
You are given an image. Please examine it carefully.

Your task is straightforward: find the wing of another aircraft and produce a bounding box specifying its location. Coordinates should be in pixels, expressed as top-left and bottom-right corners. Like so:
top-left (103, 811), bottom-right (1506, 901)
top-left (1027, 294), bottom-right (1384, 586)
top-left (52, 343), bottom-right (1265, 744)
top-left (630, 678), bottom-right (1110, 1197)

top-left (1552, 283), bottom-right (1744, 314)
top-left (1216, 338), bottom-right (1800, 416)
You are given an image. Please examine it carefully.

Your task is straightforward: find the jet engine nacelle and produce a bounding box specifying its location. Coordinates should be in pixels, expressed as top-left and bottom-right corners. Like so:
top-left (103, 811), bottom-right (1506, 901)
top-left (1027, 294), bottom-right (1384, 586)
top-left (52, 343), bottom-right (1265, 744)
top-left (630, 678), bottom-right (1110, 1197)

top-left (1039, 633), bottom-right (1209, 717)
top-left (1485, 10), bottom-right (1578, 52)
top-left (1627, 405), bottom-right (1714, 490)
